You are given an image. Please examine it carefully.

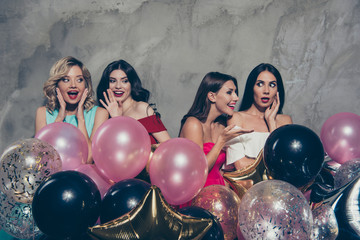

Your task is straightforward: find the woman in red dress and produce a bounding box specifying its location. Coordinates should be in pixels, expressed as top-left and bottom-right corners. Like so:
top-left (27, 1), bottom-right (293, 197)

top-left (96, 59), bottom-right (170, 145)
top-left (97, 60), bottom-right (170, 182)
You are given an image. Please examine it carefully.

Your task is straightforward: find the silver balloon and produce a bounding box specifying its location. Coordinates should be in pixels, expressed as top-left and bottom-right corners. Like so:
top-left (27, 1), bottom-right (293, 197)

top-left (0, 191), bottom-right (42, 239)
top-left (311, 204), bottom-right (338, 240)
top-left (334, 158), bottom-right (360, 188)
top-left (0, 138), bottom-right (62, 203)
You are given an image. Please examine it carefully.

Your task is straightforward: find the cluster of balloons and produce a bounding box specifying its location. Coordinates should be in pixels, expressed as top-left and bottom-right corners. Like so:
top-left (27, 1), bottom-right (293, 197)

top-left (1, 111), bottom-right (360, 239)
top-left (0, 116), bottom-right (213, 239)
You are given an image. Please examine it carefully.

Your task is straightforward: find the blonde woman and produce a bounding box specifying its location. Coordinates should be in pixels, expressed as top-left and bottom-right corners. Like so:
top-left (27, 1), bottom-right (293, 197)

top-left (35, 56), bottom-right (109, 163)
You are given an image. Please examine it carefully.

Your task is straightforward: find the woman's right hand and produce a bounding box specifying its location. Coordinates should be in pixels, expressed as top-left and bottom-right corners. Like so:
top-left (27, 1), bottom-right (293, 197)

top-left (100, 89), bottom-right (123, 118)
top-left (55, 88), bottom-right (66, 122)
top-left (219, 124), bottom-right (254, 144)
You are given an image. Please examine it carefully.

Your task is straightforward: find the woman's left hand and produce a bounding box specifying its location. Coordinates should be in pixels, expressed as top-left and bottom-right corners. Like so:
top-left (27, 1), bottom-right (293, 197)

top-left (76, 88), bottom-right (88, 121)
top-left (265, 92), bottom-right (280, 130)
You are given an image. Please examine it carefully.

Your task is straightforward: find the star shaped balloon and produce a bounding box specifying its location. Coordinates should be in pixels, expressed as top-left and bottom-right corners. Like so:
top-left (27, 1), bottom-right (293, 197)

top-left (88, 185), bottom-right (213, 240)
top-left (223, 149), bottom-right (268, 198)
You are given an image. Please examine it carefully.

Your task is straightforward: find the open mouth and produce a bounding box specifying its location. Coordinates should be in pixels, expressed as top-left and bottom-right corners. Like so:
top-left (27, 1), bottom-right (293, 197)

top-left (228, 103), bottom-right (236, 110)
top-left (261, 98), bottom-right (270, 103)
top-left (113, 91), bottom-right (124, 98)
top-left (67, 90), bottom-right (79, 100)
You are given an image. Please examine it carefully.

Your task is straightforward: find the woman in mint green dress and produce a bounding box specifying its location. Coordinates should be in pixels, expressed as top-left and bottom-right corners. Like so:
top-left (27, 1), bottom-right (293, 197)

top-left (35, 56), bottom-right (108, 164)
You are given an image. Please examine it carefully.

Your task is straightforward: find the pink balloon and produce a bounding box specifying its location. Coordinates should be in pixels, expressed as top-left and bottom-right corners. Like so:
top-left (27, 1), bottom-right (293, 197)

top-left (75, 164), bottom-right (113, 198)
top-left (149, 138), bottom-right (208, 205)
top-left (92, 116), bottom-right (151, 182)
top-left (320, 112), bottom-right (360, 164)
top-left (35, 122), bottom-right (88, 170)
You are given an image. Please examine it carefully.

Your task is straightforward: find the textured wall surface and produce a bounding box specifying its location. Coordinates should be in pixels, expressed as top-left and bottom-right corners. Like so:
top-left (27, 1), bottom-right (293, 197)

top-left (0, 0), bottom-right (359, 152)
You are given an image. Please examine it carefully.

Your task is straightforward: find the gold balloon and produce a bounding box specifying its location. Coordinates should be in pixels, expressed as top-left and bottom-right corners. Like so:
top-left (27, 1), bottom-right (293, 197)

top-left (223, 149), bottom-right (267, 198)
top-left (88, 185), bottom-right (212, 240)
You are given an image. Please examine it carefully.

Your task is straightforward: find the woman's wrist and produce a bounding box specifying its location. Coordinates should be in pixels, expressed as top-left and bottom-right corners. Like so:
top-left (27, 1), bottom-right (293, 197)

top-left (55, 117), bottom-right (64, 122)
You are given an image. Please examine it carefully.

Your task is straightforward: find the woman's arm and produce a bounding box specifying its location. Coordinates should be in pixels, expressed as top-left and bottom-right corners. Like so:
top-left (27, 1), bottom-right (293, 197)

top-left (140, 102), bottom-right (171, 144)
top-left (234, 156), bottom-right (256, 170)
top-left (85, 107), bottom-right (109, 164)
top-left (35, 106), bottom-right (47, 134)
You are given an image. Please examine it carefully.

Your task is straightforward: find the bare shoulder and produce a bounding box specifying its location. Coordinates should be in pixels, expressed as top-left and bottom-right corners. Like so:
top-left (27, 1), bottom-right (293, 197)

top-left (277, 114), bottom-right (293, 126)
top-left (35, 106), bottom-right (47, 134)
top-left (94, 107), bottom-right (109, 122)
top-left (36, 106), bottom-right (47, 116)
top-left (95, 106), bottom-right (109, 116)
top-left (135, 101), bottom-right (154, 117)
top-left (181, 117), bottom-right (203, 134)
top-left (228, 111), bottom-right (245, 126)
top-left (180, 117), bottom-right (204, 144)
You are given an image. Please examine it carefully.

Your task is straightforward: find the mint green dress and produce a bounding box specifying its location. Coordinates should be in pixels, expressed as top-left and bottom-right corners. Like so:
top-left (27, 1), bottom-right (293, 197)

top-left (46, 106), bottom-right (98, 137)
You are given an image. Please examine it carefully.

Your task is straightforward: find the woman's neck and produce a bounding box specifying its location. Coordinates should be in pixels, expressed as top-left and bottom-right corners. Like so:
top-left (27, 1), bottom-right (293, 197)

top-left (245, 104), bottom-right (266, 118)
top-left (122, 97), bottom-right (136, 115)
top-left (205, 105), bottom-right (222, 125)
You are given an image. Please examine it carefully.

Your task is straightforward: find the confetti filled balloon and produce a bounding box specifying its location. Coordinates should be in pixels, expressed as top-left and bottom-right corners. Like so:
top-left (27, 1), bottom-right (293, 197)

top-left (238, 180), bottom-right (313, 240)
top-left (0, 191), bottom-right (42, 239)
top-left (0, 138), bottom-right (62, 203)
top-left (311, 204), bottom-right (338, 240)
top-left (334, 158), bottom-right (360, 188)
top-left (192, 185), bottom-right (241, 240)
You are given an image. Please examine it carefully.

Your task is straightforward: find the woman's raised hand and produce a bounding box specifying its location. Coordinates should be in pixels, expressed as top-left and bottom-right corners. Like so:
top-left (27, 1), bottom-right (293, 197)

top-left (100, 89), bottom-right (123, 118)
top-left (265, 92), bottom-right (280, 131)
top-left (76, 88), bottom-right (88, 121)
top-left (55, 87), bottom-right (67, 122)
top-left (220, 124), bottom-right (254, 144)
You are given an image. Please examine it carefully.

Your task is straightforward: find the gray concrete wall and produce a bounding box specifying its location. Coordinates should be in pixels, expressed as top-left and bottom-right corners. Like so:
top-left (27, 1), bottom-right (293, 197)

top-left (0, 0), bottom-right (359, 152)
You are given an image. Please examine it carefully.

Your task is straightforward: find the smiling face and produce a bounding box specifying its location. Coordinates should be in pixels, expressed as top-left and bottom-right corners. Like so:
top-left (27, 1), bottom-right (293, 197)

top-left (108, 69), bottom-right (132, 102)
top-left (213, 80), bottom-right (239, 116)
top-left (57, 65), bottom-right (86, 105)
top-left (253, 70), bottom-right (278, 110)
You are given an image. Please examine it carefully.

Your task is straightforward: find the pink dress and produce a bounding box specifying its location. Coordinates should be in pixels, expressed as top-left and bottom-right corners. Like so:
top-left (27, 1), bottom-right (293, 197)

top-left (178, 142), bottom-right (226, 209)
top-left (203, 142), bottom-right (226, 187)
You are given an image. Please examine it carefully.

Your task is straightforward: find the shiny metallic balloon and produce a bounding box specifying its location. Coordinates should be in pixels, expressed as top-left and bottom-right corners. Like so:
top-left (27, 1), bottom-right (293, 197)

top-left (89, 186), bottom-right (213, 240)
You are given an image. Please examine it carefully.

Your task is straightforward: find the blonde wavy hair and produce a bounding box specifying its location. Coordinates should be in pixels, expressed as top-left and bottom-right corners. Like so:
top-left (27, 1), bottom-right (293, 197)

top-left (43, 56), bottom-right (96, 113)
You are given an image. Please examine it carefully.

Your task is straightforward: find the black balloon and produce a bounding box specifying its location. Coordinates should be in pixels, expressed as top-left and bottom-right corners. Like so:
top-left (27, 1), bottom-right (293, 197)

top-left (179, 206), bottom-right (224, 240)
top-left (263, 124), bottom-right (324, 188)
top-left (32, 171), bottom-right (101, 239)
top-left (100, 178), bottom-right (151, 223)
